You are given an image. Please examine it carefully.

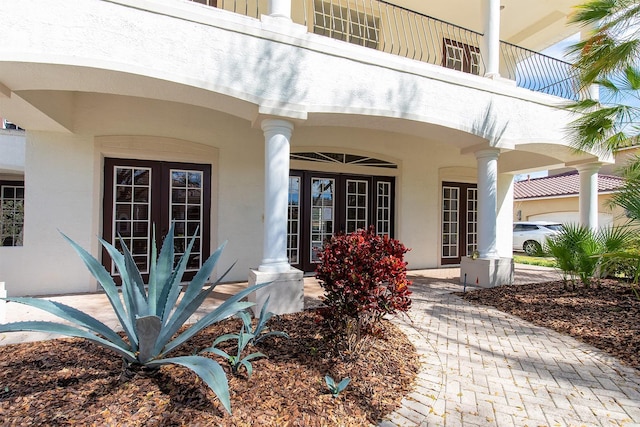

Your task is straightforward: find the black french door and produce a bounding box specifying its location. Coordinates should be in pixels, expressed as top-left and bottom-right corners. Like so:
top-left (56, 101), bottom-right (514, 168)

top-left (102, 158), bottom-right (211, 282)
top-left (287, 171), bottom-right (395, 272)
top-left (441, 182), bottom-right (478, 265)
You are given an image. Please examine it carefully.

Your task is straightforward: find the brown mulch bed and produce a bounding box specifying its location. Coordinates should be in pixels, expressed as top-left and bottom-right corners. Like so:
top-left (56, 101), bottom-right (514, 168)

top-left (458, 279), bottom-right (640, 370)
top-left (0, 309), bottom-right (419, 426)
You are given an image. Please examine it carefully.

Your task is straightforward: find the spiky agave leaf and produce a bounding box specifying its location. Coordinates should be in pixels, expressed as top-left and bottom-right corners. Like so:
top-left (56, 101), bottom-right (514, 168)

top-left (325, 375), bottom-right (336, 389)
top-left (148, 225), bottom-right (160, 316)
top-left (59, 232), bottom-right (137, 348)
top-left (3, 297), bottom-right (128, 349)
top-left (0, 321), bottom-right (137, 362)
top-left (136, 315), bottom-right (162, 363)
top-left (238, 296), bottom-right (290, 345)
top-left (159, 232), bottom-right (198, 325)
top-left (156, 283), bottom-right (268, 357)
top-left (156, 245), bottom-right (234, 351)
top-left (153, 224), bottom-right (176, 319)
top-left (239, 352), bottom-right (266, 378)
top-left (204, 332), bottom-right (241, 351)
top-left (146, 355), bottom-right (232, 414)
top-left (118, 234), bottom-right (149, 316)
top-left (336, 377), bottom-right (351, 390)
top-left (99, 236), bottom-right (146, 345)
top-left (254, 295), bottom-right (273, 333)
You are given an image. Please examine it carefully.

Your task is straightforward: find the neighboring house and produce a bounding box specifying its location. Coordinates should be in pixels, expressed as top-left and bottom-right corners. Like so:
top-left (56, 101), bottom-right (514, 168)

top-left (0, 0), bottom-right (610, 300)
top-left (514, 146), bottom-right (640, 228)
top-left (514, 172), bottom-right (626, 227)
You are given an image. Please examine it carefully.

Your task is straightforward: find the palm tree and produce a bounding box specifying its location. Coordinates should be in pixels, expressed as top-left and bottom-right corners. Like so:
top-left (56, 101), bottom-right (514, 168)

top-left (568, 0), bottom-right (640, 218)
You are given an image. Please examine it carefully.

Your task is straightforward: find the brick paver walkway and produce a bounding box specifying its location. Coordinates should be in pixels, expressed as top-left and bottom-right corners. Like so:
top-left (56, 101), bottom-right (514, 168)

top-left (381, 268), bottom-right (640, 427)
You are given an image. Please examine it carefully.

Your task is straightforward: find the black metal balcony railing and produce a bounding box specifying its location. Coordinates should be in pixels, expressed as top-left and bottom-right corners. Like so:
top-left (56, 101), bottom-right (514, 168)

top-left (189, 0), bottom-right (585, 101)
top-left (500, 41), bottom-right (587, 101)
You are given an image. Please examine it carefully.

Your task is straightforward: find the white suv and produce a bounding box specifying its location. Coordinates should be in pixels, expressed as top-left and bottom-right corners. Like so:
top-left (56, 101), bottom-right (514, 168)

top-left (513, 221), bottom-right (563, 255)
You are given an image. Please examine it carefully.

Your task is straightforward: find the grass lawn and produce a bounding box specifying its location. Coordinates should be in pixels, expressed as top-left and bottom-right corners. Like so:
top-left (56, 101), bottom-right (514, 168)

top-left (513, 254), bottom-right (556, 268)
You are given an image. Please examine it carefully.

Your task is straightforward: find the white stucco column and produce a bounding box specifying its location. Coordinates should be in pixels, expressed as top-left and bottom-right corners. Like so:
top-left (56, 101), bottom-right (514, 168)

top-left (496, 173), bottom-right (514, 258)
top-left (268, 0), bottom-right (291, 20)
top-left (482, 0), bottom-right (501, 78)
top-left (577, 163), bottom-right (601, 231)
top-left (476, 148), bottom-right (500, 258)
top-left (259, 118), bottom-right (293, 273)
top-left (460, 148), bottom-right (512, 288)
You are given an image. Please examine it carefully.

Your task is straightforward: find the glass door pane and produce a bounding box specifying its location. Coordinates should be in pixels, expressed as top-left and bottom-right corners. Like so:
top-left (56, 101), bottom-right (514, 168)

top-left (345, 179), bottom-right (368, 233)
top-left (466, 187), bottom-right (478, 256)
top-left (287, 176), bottom-right (301, 265)
top-left (376, 181), bottom-right (391, 236)
top-left (442, 186), bottom-right (459, 259)
top-left (113, 166), bottom-right (152, 274)
top-left (0, 183), bottom-right (24, 246)
top-left (310, 177), bottom-right (334, 263)
top-left (170, 169), bottom-right (204, 271)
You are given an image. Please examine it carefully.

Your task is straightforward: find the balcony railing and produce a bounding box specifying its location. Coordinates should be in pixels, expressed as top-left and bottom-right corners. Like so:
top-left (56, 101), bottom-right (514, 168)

top-left (500, 41), bottom-right (587, 101)
top-left (188, 0), bottom-right (585, 101)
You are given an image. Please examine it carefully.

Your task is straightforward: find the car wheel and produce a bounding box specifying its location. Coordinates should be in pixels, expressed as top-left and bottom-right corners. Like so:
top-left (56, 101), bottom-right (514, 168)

top-left (523, 240), bottom-right (541, 256)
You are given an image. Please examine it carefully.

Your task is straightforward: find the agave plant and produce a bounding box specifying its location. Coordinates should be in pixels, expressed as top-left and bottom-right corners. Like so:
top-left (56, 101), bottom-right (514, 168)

top-left (0, 224), bottom-right (268, 414)
top-left (201, 331), bottom-right (266, 378)
top-left (236, 295), bottom-right (289, 346)
top-left (325, 375), bottom-right (350, 398)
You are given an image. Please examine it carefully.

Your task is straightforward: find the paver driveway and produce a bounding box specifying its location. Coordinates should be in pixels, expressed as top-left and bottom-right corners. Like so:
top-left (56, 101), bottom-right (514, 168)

top-left (381, 267), bottom-right (640, 427)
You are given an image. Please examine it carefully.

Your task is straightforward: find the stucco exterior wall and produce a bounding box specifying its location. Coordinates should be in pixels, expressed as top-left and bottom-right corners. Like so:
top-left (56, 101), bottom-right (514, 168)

top-left (514, 194), bottom-right (626, 228)
top-left (1, 118), bottom-right (488, 295)
top-left (0, 132), bottom-right (95, 296)
top-left (0, 130), bottom-right (25, 174)
top-left (0, 0), bottom-right (602, 295)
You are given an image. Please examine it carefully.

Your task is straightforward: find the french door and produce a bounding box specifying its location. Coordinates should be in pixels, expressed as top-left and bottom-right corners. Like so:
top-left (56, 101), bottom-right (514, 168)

top-left (288, 171), bottom-right (395, 272)
top-left (102, 158), bottom-right (211, 282)
top-left (441, 182), bottom-right (477, 265)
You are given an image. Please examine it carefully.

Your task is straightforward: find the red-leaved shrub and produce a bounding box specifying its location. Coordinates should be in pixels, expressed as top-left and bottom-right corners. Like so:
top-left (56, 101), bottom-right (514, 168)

top-left (315, 227), bottom-right (412, 332)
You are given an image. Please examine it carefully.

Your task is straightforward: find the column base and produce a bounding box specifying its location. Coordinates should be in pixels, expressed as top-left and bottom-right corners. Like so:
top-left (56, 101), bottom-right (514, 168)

top-left (258, 260), bottom-right (291, 273)
top-left (248, 268), bottom-right (304, 316)
top-left (460, 257), bottom-right (513, 288)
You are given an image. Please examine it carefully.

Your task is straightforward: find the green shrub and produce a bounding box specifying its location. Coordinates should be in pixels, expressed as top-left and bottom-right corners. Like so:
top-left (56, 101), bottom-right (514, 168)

top-left (0, 224), bottom-right (269, 414)
top-left (604, 249), bottom-right (640, 280)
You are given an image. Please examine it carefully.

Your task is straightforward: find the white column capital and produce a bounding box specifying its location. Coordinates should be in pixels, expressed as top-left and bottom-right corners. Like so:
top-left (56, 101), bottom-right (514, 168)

top-left (261, 118), bottom-right (294, 135)
top-left (474, 148), bottom-right (501, 161)
top-left (575, 162), bottom-right (602, 174)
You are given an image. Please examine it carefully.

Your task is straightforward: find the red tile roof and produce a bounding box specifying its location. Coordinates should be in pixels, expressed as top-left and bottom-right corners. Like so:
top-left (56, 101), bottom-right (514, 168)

top-left (514, 171), bottom-right (624, 200)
